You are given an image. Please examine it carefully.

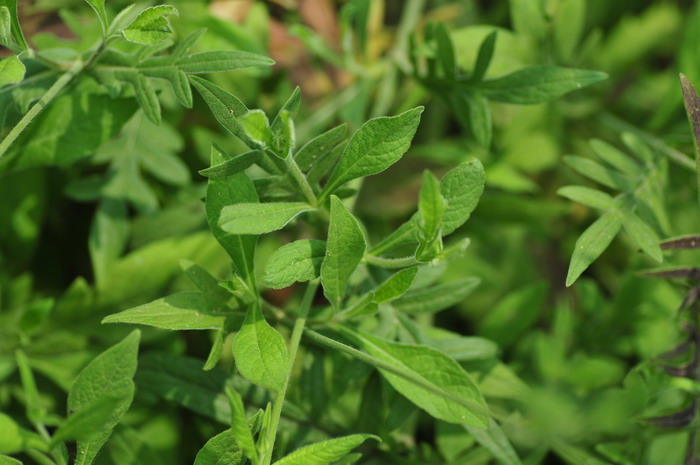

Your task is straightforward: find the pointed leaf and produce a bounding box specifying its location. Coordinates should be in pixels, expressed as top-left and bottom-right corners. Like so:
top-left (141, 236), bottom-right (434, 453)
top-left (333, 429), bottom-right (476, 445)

top-left (472, 31), bottom-right (497, 82)
top-left (84, 0), bottom-right (108, 33)
top-left (465, 418), bottom-right (522, 465)
top-left (441, 159), bottom-right (485, 235)
top-left (621, 212), bottom-right (662, 262)
top-left (199, 150), bottom-right (261, 178)
top-left (219, 202), bottom-right (313, 235)
top-left (225, 388), bottom-right (258, 462)
top-left (295, 124), bottom-right (347, 171)
top-left (264, 239), bottom-right (326, 289)
top-left (557, 186), bottom-right (615, 210)
top-left (122, 5), bottom-right (178, 45)
top-left (272, 434), bottom-right (379, 465)
top-left (176, 50), bottom-right (274, 74)
top-left (190, 76), bottom-right (249, 141)
top-left (373, 268), bottom-right (418, 304)
top-left (393, 278), bottom-right (480, 314)
top-left (566, 211), bottom-right (623, 286)
top-left (193, 430), bottom-right (244, 465)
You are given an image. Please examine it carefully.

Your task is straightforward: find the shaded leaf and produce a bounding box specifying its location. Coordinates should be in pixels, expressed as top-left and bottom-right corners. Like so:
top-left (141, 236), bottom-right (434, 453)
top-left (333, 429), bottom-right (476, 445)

top-left (264, 239), bottom-right (326, 289)
top-left (122, 5), bottom-right (178, 45)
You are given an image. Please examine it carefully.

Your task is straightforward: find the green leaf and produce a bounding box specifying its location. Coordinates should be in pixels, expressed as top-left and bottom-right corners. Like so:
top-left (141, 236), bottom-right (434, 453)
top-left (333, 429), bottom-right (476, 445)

top-left (84, 0), bottom-right (108, 34)
top-left (590, 139), bottom-right (642, 176)
top-left (0, 55), bottom-right (24, 87)
top-left (14, 350), bottom-right (45, 424)
top-left (557, 186), bottom-right (615, 210)
top-left (233, 304), bottom-right (289, 391)
top-left (440, 159), bottom-right (485, 235)
top-left (89, 199), bottom-right (129, 288)
top-left (680, 73), bottom-right (700, 198)
top-left (264, 239), bottom-right (326, 289)
top-left (435, 22), bottom-right (455, 80)
top-left (219, 202), bottom-right (313, 235)
top-left (0, 0), bottom-right (27, 49)
top-left (193, 430), bottom-right (244, 465)
top-left (131, 73), bottom-right (161, 124)
top-left (563, 156), bottom-right (634, 191)
top-left (0, 455), bottom-right (23, 465)
top-left (239, 109), bottom-right (273, 149)
top-left (271, 87), bottom-right (301, 148)
top-left (621, 211), bottom-right (663, 262)
top-left (0, 7), bottom-right (10, 46)
top-left (465, 418), bottom-right (522, 465)
top-left (122, 5), bottom-right (179, 45)
top-left (321, 196), bottom-right (366, 308)
top-left (102, 291), bottom-right (226, 330)
top-left (205, 145), bottom-right (258, 282)
top-left (0, 413), bottom-right (42, 454)
top-left (566, 211), bottom-right (623, 286)
top-left (295, 124), bottom-right (347, 171)
top-left (472, 31), bottom-right (497, 82)
top-left (50, 396), bottom-right (123, 447)
top-left (392, 278), bottom-right (480, 314)
top-left (353, 331), bottom-right (489, 427)
top-left (272, 434), bottom-right (379, 465)
top-left (373, 268), bottom-right (418, 304)
top-left (68, 330), bottom-right (140, 465)
top-left (199, 149), bottom-right (261, 178)
top-left (417, 170), bottom-right (446, 260)
top-left (225, 388), bottom-right (258, 462)
top-left (322, 107), bottom-right (423, 198)
top-left (553, 0), bottom-right (585, 62)
top-left (176, 50), bottom-right (274, 74)
top-left (190, 76), bottom-right (249, 142)
top-left (481, 66), bottom-right (607, 104)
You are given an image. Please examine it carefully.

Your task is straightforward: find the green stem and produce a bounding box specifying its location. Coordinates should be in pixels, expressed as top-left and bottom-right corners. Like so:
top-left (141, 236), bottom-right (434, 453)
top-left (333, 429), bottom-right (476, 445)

top-left (0, 57), bottom-right (85, 160)
top-left (261, 280), bottom-right (319, 465)
top-left (303, 327), bottom-right (491, 420)
top-left (286, 155), bottom-right (318, 207)
top-left (26, 449), bottom-right (57, 465)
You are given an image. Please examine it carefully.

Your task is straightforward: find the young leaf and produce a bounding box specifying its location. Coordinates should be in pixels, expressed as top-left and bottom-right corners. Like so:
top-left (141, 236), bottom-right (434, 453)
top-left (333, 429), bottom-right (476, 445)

top-left (465, 418), bottom-right (522, 465)
top-left (557, 186), bottom-right (615, 210)
top-left (416, 170), bottom-right (446, 260)
top-left (233, 304), bottom-right (289, 391)
top-left (14, 350), bottom-right (45, 424)
top-left (89, 198), bottom-right (129, 288)
top-left (0, 55), bottom-right (25, 87)
top-left (0, 7), bottom-right (10, 46)
top-left (205, 147), bottom-right (258, 283)
top-left (373, 268), bottom-right (418, 304)
top-left (0, 0), bottom-right (27, 49)
top-left (481, 66), bottom-right (607, 104)
top-left (621, 211), bottom-right (663, 262)
top-left (440, 158), bottom-right (485, 235)
top-left (352, 331), bottom-right (489, 427)
top-left (264, 239), bottom-right (326, 289)
top-left (566, 211), bottom-right (623, 286)
top-left (193, 430), bottom-right (244, 465)
top-left (321, 107), bottom-right (424, 198)
top-left (50, 396), bottom-right (123, 447)
top-left (84, 0), bottom-right (108, 34)
top-left (321, 196), bottom-right (366, 308)
top-left (239, 110), bottom-right (273, 149)
top-left (176, 51), bottom-right (274, 74)
top-left (393, 278), bottom-right (480, 314)
top-left (295, 124), bottom-right (347, 171)
top-left (199, 149), bottom-right (261, 178)
top-left (68, 330), bottom-right (140, 465)
top-left (272, 434), bottom-right (379, 465)
top-left (472, 31), bottom-right (497, 82)
top-left (219, 202), bottom-right (313, 235)
top-left (102, 292), bottom-right (226, 330)
top-left (225, 388), bottom-right (258, 463)
top-left (122, 5), bottom-right (178, 46)
top-left (271, 87), bottom-right (301, 140)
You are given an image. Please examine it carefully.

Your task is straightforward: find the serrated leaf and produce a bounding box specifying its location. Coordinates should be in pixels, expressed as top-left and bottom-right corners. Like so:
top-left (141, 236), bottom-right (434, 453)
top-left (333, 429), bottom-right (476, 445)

top-left (102, 292), bottom-right (226, 330)
top-left (0, 55), bottom-right (25, 87)
top-left (193, 430), bottom-right (244, 465)
top-left (353, 331), bottom-right (489, 427)
top-left (84, 0), bottom-right (108, 33)
top-left (393, 278), bottom-right (480, 314)
top-left (122, 5), bottom-right (178, 46)
top-left (322, 107), bottom-right (423, 197)
top-left (566, 211), bottom-right (623, 286)
top-left (481, 66), bottom-right (607, 104)
top-left (219, 202), bottom-right (312, 235)
top-left (295, 124), bottom-right (347, 171)
top-left (199, 149), bottom-right (261, 178)
top-left (205, 146), bottom-right (258, 282)
top-left (233, 304), bottom-right (289, 391)
top-left (321, 196), bottom-right (366, 308)
top-left (272, 434), bottom-right (379, 465)
top-left (264, 239), bottom-right (326, 289)
top-left (50, 396), bottom-right (123, 447)
top-left (175, 50), bottom-right (274, 74)
top-left (68, 331), bottom-right (140, 465)
top-left (621, 211), bottom-right (662, 262)
top-left (558, 186), bottom-right (615, 210)
top-left (225, 388), bottom-right (258, 462)
top-left (374, 268), bottom-right (418, 304)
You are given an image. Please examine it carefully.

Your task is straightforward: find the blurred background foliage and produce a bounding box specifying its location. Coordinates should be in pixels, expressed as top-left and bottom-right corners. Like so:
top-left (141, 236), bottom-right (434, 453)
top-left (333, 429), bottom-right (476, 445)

top-left (2, 0), bottom-right (700, 464)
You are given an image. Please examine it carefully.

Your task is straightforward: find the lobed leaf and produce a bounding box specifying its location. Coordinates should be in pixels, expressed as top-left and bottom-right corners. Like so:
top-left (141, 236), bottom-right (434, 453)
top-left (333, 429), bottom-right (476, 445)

top-left (264, 239), bottom-right (326, 289)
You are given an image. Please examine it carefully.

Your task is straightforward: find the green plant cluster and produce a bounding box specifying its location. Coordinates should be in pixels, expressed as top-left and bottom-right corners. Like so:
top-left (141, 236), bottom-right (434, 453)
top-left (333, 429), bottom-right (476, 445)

top-left (3, 1), bottom-right (700, 464)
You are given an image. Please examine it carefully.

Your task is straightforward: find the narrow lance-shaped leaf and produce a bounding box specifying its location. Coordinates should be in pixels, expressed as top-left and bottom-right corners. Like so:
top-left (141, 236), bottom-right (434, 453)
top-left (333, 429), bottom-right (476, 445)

top-left (176, 50), bottom-right (274, 74)
top-left (321, 107), bottom-right (423, 198)
top-left (557, 186), bottom-right (615, 210)
top-left (416, 170), bottom-right (446, 260)
top-left (50, 396), bottom-right (123, 447)
top-left (0, 454), bottom-right (23, 465)
top-left (472, 31), bottom-right (497, 82)
top-left (233, 304), bottom-right (289, 392)
top-left (264, 239), bottom-right (326, 289)
top-left (225, 388), bottom-right (258, 463)
top-left (480, 66), bottom-right (607, 104)
top-left (374, 268), bottom-right (418, 304)
top-left (122, 5), bottom-right (178, 46)
top-left (566, 211), bottom-right (623, 286)
top-left (350, 330), bottom-right (489, 427)
top-left (84, 0), bottom-right (108, 34)
top-left (68, 330), bottom-right (141, 465)
top-left (219, 202), bottom-right (313, 235)
top-left (392, 277), bottom-right (480, 314)
top-left (321, 196), bottom-right (366, 308)
top-left (190, 76), bottom-right (249, 142)
top-left (0, 0), bottom-right (27, 49)
top-left (295, 124), bottom-right (347, 171)
top-left (14, 350), bottom-right (45, 424)
top-left (435, 22), bottom-right (455, 80)
top-left (199, 149), bottom-right (261, 178)
top-left (272, 434), bottom-right (379, 465)
top-left (621, 211), bottom-right (662, 262)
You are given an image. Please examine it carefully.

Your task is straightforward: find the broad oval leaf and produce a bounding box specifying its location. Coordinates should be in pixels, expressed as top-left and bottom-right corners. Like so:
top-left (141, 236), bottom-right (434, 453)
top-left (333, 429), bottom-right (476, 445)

top-left (122, 5), bottom-right (178, 45)
top-left (219, 202), bottom-right (313, 235)
top-left (233, 304), bottom-right (289, 391)
top-left (566, 211), bottom-right (623, 286)
top-left (321, 196), bottom-right (366, 308)
top-left (322, 107), bottom-right (423, 197)
top-left (102, 291), bottom-right (226, 330)
top-left (481, 66), bottom-right (607, 104)
top-left (193, 430), bottom-right (244, 465)
top-left (441, 158), bottom-right (485, 235)
top-left (393, 278), bottom-right (480, 314)
top-left (621, 211), bottom-right (662, 262)
top-left (264, 239), bottom-right (326, 289)
top-left (354, 331), bottom-right (489, 427)
top-left (272, 434), bottom-right (379, 465)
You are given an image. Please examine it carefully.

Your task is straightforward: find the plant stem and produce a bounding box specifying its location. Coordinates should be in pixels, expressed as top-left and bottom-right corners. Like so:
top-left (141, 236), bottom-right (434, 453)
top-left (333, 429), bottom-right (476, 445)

top-left (261, 280), bottom-right (319, 465)
top-left (26, 449), bottom-right (57, 465)
top-left (286, 155), bottom-right (318, 207)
